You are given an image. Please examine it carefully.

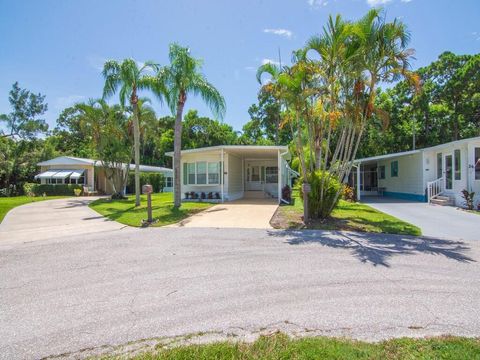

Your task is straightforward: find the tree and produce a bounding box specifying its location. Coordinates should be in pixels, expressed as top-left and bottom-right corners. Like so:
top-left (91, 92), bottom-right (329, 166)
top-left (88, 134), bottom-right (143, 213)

top-left (257, 9), bottom-right (415, 220)
top-left (0, 82), bottom-right (48, 139)
top-left (182, 110), bottom-right (237, 148)
top-left (77, 100), bottom-right (133, 198)
top-left (102, 59), bottom-right (163, 206)
top-left (159, 43), bottom-right (226, 208)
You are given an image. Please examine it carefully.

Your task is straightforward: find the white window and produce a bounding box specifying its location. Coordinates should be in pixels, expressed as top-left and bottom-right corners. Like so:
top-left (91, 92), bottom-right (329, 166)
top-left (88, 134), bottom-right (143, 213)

top-left (183, 161), bottom-right (220, 185)
top-left (208, 162), bottom-right (220, 184)
top-left (265, 167), bottom-right (278, 183)
top-left (166, 177), bottom-right (173, 187)
top-left (196, 162), bottom-right (207, 184)
top-left (187, 163), bottom-right (196, 185)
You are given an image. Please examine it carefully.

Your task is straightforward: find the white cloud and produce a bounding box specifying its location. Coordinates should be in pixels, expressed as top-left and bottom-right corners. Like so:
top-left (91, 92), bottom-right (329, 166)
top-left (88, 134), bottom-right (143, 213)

top-left (55, 95), bottom-right (86, 110)
top-left (366, 0), bottom-right (392, 6)
top-left (261, 58), bottom-right (280, 66)
top-left (307, 0), bottom-right (328, 7)
top-left (400, 0), bottom-right (413, 2)
top-left (263, 28), bottom-right (293, 38)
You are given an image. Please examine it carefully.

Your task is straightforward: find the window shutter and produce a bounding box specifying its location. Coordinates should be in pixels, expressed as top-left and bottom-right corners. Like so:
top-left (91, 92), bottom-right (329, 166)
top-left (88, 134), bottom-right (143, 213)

top-left (183, 163), bottom-right (187, 185)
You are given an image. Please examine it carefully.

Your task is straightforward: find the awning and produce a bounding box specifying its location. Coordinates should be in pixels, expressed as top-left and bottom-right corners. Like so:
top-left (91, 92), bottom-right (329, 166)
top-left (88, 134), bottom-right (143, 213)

top-left (34, 170), bottom-right (58, 179)
top-left (51, 170), bottom-right (73, 179)
top-left (70, 169), bottom-right (85, 179)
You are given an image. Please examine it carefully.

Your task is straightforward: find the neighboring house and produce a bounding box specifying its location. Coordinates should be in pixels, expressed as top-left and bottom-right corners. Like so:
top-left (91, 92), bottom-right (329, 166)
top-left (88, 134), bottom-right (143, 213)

top-left (353, 136), bottom-right (480, 207)
top-left (35, 156), bottom-right (173, 194)
top-left (166, 145), bottom-right (298, 203)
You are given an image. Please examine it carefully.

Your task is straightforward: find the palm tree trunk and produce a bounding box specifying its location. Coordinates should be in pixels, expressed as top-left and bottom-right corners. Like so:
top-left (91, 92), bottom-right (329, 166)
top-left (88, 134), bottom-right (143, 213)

top-left (132, 101), bottom-right (141, 207)
top-left (173, 94), bottom-right (186, 208)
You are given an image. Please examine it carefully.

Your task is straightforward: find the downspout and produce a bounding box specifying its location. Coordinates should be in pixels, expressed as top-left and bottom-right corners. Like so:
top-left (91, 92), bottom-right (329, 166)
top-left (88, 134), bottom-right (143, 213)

top-left (279, 149), bottom-right (289, 203)
top-left (221, 148), bottom-right (224, 203)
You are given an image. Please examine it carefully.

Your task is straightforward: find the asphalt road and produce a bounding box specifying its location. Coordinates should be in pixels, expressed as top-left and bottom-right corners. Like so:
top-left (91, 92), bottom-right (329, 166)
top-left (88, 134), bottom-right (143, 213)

top-left (1, 226), bottom-right (479, 359)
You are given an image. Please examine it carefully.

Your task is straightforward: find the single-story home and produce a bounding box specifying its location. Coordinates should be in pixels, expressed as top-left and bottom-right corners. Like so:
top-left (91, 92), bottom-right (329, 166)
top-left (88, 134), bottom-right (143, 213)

top-left (166, 145), bottom-right (298, 203)
top-left (35, 156), bottom-right (173, 194)
top-left (353, 136), bottom-right (480, 207)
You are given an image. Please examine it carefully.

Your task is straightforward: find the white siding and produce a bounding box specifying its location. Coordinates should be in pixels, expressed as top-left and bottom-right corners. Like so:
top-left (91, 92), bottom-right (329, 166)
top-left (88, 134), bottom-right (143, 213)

top-left (377, 153), bottom-right (424, 200)
top-left (180, 152), bottom-right (222, 198)
top-left (226, 153), bottom-right (243, 200)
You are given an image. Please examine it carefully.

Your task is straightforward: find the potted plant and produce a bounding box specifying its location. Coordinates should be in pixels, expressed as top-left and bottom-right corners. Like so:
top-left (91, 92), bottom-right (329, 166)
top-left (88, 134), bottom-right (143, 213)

top-left (194, 192), bottom-right (199, 199)
top-left (201, 192), bottom-right (206, 200)
top-left (208, 192), bottom-right (213, 199)
top-left (215, 192), bottom-right (221, 199)
top-left (185, 192), bottom-right (190, 199)
top-left (190, 191), bottom-right (195, 199)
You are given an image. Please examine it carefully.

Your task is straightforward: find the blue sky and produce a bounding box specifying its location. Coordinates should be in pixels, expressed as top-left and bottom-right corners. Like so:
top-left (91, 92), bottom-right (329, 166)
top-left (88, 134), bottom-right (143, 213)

top-left (1, 0), bottom-right (479, 132)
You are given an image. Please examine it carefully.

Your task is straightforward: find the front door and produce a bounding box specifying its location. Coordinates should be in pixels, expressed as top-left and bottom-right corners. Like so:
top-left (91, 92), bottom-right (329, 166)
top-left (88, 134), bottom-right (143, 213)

top-left (444, 154), bottom-right (453, 191)
top-left (246, 164), bottom-right (263, 191)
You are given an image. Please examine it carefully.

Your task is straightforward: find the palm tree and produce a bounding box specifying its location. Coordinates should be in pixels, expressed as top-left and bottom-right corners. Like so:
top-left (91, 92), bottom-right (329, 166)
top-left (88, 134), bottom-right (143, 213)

top-left (160, 43), bottom-right (226, 208)
top-left (102, 59), bottom-right (162, 206)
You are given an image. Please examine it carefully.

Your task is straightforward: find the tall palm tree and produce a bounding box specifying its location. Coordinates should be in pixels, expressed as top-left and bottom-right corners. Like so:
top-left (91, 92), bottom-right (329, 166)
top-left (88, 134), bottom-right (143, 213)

top-left (159, 43), bottom-right (226, 208)
top-left (102, 59), bottom-right (162, 206)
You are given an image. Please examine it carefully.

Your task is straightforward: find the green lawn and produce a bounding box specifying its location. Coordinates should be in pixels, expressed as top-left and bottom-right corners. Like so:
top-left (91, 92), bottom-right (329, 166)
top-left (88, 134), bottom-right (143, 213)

top-left (89, 192), bottom-right (213, 227)
top-left (107, 333), bottom-right (480, 359)
top-left (0, 196), bottom-right (66, 223)
top-left (271, 192), bottom-right (421, 236)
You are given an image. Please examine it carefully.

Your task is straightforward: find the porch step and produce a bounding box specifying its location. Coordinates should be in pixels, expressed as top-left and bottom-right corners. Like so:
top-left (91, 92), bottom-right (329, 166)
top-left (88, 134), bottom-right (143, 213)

top-left (244, 191), bottom-right (267, 199)
top-left (430, 195), bottom-right (455, 206)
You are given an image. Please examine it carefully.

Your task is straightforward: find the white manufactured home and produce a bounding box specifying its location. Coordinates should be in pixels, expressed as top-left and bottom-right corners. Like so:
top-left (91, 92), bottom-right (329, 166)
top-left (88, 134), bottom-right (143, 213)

top-left (353, 136), bottom-right (480, 208)
top-left (35, 156), bottom-right (173, 195)
top-left (166, 145), bottom-right (298, 203)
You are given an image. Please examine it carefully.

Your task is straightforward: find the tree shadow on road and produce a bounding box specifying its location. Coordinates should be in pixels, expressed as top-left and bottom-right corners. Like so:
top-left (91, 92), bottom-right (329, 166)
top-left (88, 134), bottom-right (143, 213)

top-left (269, 230), bottom-right (476, 267)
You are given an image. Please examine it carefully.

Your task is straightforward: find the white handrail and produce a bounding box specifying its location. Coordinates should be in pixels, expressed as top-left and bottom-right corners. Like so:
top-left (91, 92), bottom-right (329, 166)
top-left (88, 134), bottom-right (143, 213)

top-left (427, 177), bottom-right (444, 203)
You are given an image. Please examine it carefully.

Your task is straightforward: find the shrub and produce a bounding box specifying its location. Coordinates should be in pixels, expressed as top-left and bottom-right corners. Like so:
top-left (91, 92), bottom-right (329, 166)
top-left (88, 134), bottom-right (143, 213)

top-left (282, 185), bottom-right (292, 203)
top-left (200, 192), bottom-right (206, 200)
top-left (23, 183), bottom-right (36, 197)
top-left (127, 172), bottom-right (165, 193)
top-left (184, 192), bottom-right (190, 199)
top-left (341, 184), bottom-right (356, 202)
top-left (299, 171), bottom-right (342, 219)
top-left (461, 189), bottom-right (475, 210)
top-left (73, 188), bottom-right (82, 197)
top-left (22, 183), bottom-right (83, 196)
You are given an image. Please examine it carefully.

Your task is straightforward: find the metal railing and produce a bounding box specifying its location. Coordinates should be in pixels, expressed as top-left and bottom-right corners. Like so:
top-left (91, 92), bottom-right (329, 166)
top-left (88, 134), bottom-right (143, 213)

top-left (427, 177), bottom-right (444, 203)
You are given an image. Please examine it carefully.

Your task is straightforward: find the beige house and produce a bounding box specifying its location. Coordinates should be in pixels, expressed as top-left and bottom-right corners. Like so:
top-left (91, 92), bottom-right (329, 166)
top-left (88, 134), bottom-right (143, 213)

top-left (166, 145), bottom-right (298, 203)
top-left (36, 156), bottom-right (173, 195)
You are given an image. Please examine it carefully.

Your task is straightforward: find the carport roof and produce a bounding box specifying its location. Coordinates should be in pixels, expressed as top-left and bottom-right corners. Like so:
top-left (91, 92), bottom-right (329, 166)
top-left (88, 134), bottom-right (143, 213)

top-left (354, 149), bottom-right (421, 164)
top-left (166, 145), bottom-right (289, 158)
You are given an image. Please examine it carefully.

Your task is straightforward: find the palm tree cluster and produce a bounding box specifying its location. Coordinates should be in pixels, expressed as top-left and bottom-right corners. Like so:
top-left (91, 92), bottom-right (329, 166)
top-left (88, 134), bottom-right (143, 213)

top-left (101, 44), bottom-right (225, 207)
top-left (257, 9), bottom-right (417, 220)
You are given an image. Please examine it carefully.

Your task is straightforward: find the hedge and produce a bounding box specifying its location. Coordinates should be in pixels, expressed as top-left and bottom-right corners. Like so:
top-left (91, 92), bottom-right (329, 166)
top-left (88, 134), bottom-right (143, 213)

top-left (23, 183), bottom-right (84, 196)
top-left (126, 172), bottom-right (165, 193)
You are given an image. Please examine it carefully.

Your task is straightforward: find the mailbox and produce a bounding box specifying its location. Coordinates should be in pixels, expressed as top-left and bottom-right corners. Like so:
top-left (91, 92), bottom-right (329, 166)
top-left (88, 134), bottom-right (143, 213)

top-left (142, 184), bottom-right (153, 194)
top-left (302, 183), bottom-right (311, 193)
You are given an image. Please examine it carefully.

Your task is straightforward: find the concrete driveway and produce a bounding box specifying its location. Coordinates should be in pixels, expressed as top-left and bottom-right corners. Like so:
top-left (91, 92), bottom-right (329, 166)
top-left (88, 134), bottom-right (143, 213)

top-left (0, 227), bottom-right (479, 359)
top-left (362, 197), bottom-right (479, 241)
top-left (0, 197), bottom-right (126, 245)
top-left (169, 198), bottom-right (278, 229)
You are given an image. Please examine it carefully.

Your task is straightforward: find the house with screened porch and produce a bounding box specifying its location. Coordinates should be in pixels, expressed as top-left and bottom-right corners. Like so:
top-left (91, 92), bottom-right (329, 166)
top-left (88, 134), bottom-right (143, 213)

top-left (352, 136), bottom-right (480, 208)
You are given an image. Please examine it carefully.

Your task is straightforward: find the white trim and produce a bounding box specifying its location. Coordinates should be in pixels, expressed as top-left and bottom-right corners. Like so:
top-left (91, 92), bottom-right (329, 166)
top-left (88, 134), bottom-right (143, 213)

top-left (221, 148), bottom-right (224, 202)
top-left (165, 145), bottom-right (288, 157)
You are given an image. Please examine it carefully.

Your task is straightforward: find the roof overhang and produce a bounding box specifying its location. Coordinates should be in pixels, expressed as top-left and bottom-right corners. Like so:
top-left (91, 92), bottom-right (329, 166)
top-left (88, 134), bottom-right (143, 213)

top-left (354, 149), bottom-right (421, 164)
top-left (166, 145), bottom-right (290, 159)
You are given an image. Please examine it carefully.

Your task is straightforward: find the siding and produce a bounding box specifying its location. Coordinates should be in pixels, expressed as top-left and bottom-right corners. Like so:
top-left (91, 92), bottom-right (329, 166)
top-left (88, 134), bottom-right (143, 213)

top-left (226, 153), bottom-right (243, 200)
top-left (180, 152), bottom-right (222, 197)
top-left (377, 153), bottom-right (424, 200)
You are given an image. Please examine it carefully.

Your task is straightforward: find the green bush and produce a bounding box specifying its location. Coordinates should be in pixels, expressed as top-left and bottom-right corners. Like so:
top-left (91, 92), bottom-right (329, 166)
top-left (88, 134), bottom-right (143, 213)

top-left (23, 183), bottom-right (83, 196)
top-left (299, 171), bottom-right (342, 219)
top-left (23, 182), bottom-right (36, 197)
top-left (127, 172), bottom-right (165, 193)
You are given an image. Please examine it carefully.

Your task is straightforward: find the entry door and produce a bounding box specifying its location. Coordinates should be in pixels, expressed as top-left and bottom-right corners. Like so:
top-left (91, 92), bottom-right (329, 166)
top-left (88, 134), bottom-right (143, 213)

top-left (247, 165), bottom-right (263, 191)
top-left (444, 154), bottom-right (453, 191)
